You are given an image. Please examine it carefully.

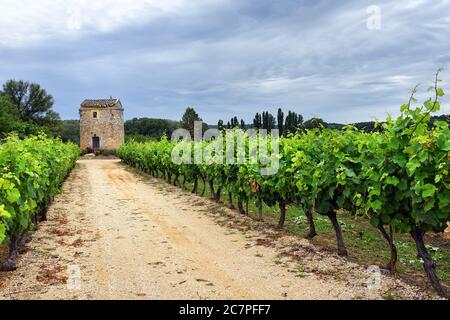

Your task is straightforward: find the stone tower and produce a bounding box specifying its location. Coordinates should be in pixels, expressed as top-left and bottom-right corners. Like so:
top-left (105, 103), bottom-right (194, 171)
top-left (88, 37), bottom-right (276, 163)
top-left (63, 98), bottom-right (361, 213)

top-left (79, 99), bottom-right (124, 152)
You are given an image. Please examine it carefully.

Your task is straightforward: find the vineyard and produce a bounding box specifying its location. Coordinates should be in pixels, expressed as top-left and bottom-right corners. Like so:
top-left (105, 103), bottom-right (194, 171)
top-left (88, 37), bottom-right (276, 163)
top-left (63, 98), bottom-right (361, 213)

top-left (0, 81), bottom-right (448, 300)
top-left (0, 135), bottom-right (79, 271)
top-left (118, 77), bottom-right (450, 296)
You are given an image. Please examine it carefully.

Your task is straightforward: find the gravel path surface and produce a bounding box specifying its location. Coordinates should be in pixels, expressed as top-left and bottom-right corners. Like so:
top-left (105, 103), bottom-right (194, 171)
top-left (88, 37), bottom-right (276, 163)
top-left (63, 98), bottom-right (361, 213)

top-left (0, 160), bottom-right (438, 300)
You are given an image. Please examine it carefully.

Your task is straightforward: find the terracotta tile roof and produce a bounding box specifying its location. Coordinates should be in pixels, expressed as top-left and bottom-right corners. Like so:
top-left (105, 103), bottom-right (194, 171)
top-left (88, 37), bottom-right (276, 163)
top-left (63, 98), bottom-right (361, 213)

top-left (80, 99), bottom-right (120, 108)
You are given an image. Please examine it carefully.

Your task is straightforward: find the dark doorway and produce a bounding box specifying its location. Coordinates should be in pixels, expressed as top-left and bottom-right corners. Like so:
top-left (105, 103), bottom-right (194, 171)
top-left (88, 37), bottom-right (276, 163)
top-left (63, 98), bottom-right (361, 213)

top-left (92, 136), bottom-right (100, 149)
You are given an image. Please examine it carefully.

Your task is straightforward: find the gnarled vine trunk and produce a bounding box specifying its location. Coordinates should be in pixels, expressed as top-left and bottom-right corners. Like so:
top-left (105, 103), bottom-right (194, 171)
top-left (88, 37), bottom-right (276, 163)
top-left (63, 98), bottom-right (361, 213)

top-left (410, 228), bottom-right (447, 297)
top-left (238, 200), bottom-right (246, 215)
top-left (326, 211), bottom-right (348, 257)
top-left (278, 199), bottom-right (286, 229)
top-left (200, 176), bottom-right (206, 197)
top-left (208, 180), bottom-right (215, 198)
top-left (378, 224), bottom-right (397, 272)
top-left (228, 192), bottom-right (235, 209)
top-left (191, 178), bottom-right (198, 193)
top-left (173, 174), bottom-right (179, 186)
top-left (305, 209), bottom-right (317, 239)
top-left (215, 186), bottom-right (222, 202)
top-left (1, 231), bottom-right (33, 272)
top-left (39, 206), bottom-right (48, 222)
top-left (1, 235), bottom-right (18, 272)
top-left (258, 199), bottom-right (263, 221)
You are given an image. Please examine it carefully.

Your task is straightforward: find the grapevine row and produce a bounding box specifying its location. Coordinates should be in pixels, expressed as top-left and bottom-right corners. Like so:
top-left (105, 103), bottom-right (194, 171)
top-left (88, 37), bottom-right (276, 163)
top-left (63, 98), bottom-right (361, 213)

top-left (0, 135), bottom-right (79, 271)
top-left (119, 76), bottom-right (449, 296)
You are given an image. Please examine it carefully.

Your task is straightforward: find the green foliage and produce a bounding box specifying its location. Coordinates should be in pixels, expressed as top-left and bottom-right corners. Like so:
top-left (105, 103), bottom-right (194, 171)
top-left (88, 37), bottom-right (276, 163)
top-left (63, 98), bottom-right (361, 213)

top-left (303, 117), bottom-right (326, 130)
top-left (0, 80), bottom-right (62, 138)
top-left (253, 113), bottom-right (262, 129)
top-left (0, 135), bottom-right (79, 246)
top-left (180, 107), bottom-right (204, 137)
top-left (119, 83), bottom-right (450, 236)
top-left (230, 116), bottom-right (239, 128)
top-left (277, 108), bottom-right (284, 136)
top-left (262, 111), bottom-right (276, 132)
top-left (0, 96), bottom-right (50, 138)
top-left (60, 120), bottom-right (80, 144)
top-left (125, 134), bottom-right (157, 143)
top-left (285, 111), bottom-right (303, 135)
top-left (1, 80), bottom-right (57, 123)
top-left (217, 120), bottom-right (224, 131)
top-left (0, 96), bottom-right (22, 134)
top-left (353, 74), bottom-right (450, 235)
top-left (118, 74), bottom-right (450, 293)
top-left (125, 117), bottom-right (179, 140)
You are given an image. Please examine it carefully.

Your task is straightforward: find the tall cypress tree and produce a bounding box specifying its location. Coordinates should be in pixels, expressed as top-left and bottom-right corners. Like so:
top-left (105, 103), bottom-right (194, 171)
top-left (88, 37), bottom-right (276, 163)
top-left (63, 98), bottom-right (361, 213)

top-left (284, 111), bottom-right (304, 134)
top-left (262, 111), bottom-right (268, 130)
top-left (253, 113), bottom-right (259, 129)
top-left (253, 113), bottom-right (262, 129)
top-left (297, 113), bottom-right (304, 128)
top-left (277, 108), bottom-right (284, 136)
top-left (267, 112), bottom-right (275, 132)
top-left (218, 119), bottom-right (224, 131)
top-left (285, 111), bottom-right (295, 134)
top-left (230, 116), bottom-right (239, 128)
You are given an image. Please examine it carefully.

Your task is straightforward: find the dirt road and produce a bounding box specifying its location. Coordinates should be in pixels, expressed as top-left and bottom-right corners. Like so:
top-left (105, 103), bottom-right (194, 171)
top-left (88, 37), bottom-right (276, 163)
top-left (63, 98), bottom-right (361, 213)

top-left (0, 160), bottom-right (433, 300)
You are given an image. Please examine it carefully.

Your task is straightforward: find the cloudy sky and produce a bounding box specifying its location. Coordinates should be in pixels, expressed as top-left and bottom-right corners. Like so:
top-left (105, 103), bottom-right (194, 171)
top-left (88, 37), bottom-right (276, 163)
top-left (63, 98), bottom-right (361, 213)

top-left (0, 0), bottom-right (449, 124)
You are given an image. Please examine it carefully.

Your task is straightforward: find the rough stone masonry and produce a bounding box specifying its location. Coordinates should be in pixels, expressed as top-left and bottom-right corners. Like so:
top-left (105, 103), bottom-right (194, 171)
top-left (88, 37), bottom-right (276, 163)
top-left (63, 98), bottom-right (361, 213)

top-left (79, 98), bottom-right (124, 152)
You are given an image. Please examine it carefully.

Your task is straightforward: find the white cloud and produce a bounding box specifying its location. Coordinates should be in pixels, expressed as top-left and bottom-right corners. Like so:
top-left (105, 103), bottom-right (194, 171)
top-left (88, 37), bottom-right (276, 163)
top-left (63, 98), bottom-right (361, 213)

top-left (0, 0), bottom-right (449, 123)
top-left (0, 0), bottom-right (218, 46)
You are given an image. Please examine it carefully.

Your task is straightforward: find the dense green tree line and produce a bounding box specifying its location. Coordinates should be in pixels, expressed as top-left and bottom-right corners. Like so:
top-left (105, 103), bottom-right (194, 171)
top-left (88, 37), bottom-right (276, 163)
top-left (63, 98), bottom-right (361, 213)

top-left (125, 117), bottom-right (179, 140)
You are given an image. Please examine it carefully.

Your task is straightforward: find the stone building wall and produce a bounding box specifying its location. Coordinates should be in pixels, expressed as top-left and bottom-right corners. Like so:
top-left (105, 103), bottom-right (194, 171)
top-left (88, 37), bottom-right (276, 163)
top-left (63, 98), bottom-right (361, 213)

top-left (79, 106), bottom-right (124, 151)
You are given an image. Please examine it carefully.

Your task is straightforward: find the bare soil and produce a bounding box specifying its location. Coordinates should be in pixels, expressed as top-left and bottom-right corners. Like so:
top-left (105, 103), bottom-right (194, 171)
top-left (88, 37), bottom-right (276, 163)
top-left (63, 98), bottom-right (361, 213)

top-left (0, 160), bottom-right (441, 300)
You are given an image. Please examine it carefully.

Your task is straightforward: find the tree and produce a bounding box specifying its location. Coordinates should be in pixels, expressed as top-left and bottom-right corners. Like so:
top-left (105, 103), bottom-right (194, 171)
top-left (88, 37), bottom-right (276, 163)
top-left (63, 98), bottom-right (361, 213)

top-left (430, 114), bottom-right (450, 128)
top-left (218, 120), bottom-right (224, 131)
top-left (124, 117), bottom-right (179, 140)
top-left (240, 119), bottom-right (246, 129)
top-left (297, 113), bottom-right (304, 127)
top-left (0, 96), bottom-right (22, 135)
top-left (262, 111), bottom-right (276, 132)
top-left (0, 95), bottom-right (46, 137)
top-left (304, 117), bottom-right (325, 130)
top-left (285, 111), bottom-right (304, 134)
top-left (253, 113), bottom-right (262, 129)
top-left (230, 116), bottom-right (239, 128)
top-left (60, 120), bottom-right (81, 144)
top-left (180, 107), bottom-right (202, 137)
top-left (0, 79), bottom-right (62, 137)
top-left (1, 80), bottom-right (57, 123)
top-left (269, 113), bottom-right (276, 131)
top-left (277, 108), bottom-right (284, 136)
top-left (285, 111), bottom-right (294, 134)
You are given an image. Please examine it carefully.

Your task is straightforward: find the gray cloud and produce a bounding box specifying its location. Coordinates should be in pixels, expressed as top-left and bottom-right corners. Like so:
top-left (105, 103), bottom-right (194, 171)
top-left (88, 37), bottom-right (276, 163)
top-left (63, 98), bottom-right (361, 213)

top-left (0, 0), bottom-right (449, 124)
